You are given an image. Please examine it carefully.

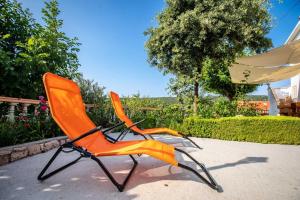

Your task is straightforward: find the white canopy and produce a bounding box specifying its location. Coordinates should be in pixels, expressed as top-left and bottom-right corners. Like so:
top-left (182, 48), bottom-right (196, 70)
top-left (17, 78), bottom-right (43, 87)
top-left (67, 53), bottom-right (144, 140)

top-left (229, 40), bottom-right (300, 84)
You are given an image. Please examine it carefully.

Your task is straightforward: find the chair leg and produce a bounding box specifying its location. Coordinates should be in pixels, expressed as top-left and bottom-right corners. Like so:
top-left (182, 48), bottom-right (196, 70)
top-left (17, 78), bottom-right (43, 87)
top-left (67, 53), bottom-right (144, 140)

top-left (113, 130), bottom-right (127, 142)
top-left (91, 154), bottom-right (138, 192)
top-left (148, 134), bottom-right (155, 140)
top-left (175, 148), bottom-right (222, 192)
top-left (37, 146), bottom-right (83, 181)
top-left (178, 132), bottom-right (202, 149)
top-left (119, 129), bottom-right (130, 141)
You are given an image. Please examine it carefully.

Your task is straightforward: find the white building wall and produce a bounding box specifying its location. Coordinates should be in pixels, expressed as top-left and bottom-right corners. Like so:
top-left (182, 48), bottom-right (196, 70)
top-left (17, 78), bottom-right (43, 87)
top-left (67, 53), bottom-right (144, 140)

top-left (295, 31), bottom-right (300, 40)
top-left (268, 19), bottom-right (300, 115)
top-left (268, 86), bottom-right (279, 115)
top-left (289, 29), bottom-right (300, 101)
top-left (291, 75), bottom-right (300, 101)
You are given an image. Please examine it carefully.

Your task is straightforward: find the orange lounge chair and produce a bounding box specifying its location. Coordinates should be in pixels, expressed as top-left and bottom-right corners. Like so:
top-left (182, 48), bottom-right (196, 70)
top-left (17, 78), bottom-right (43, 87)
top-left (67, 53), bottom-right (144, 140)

top-left (38, 73), bottom-right (220, 192)
top-left (109, 91), bottom-right (202, 149)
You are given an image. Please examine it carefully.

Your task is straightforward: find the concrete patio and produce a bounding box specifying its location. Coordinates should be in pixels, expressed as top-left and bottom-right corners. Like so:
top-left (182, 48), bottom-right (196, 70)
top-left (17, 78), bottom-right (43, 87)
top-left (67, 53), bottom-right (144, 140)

top-left (0, 133), bottom-right (300, 200)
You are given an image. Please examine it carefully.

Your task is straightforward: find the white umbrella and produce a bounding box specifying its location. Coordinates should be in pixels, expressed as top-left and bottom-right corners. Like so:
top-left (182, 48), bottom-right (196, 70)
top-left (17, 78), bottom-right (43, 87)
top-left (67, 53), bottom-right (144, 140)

top-left (229, 40), bottom-right (300, 84)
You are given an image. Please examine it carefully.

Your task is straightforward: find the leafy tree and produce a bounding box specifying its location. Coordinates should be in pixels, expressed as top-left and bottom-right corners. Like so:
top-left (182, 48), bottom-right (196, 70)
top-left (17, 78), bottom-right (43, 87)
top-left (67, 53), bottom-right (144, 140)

top-left (168, 75), bottom-right (193, 106)
top-left (40, 0), bottom-right (80, 78)
top-left (75, 74), bottom-right (106, 104)
top-left (0, 0), bottom-right (80, 98)
top-left (167, 74), bottom-right (206, 114)
top-left (75, 74), bottom-right (112, 126)
top-left (145, 0), bottom-right (272, 113)
top-left (18, 0), bottom-right (80, 97)
top-left (0, 0), bottom-right (37, 98)
top-left (201, 58), bottom-right (257, 101)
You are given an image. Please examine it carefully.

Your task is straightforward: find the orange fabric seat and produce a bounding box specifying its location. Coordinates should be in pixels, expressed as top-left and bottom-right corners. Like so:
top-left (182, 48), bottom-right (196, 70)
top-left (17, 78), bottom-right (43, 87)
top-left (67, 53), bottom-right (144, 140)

top-left (88, 139), bottom-right (176, 165)
top-left (109, 91), bottom-right (181, 137)
top-left (43, 72), bottom-right (177, 166)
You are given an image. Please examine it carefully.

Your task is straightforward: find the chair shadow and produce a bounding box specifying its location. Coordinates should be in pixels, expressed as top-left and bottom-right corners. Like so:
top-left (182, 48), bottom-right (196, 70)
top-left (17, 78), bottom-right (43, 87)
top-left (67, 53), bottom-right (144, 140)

top-left (104, 133), bottom-right (269, 192)
top-left (122, 155), bottom-right (268, 191)
top-left (208, 156), bottom-right (268, 171)
top-left (94, 153), bottom-right (268, 192)
top-left (31, 149), bottom-right (268, 197)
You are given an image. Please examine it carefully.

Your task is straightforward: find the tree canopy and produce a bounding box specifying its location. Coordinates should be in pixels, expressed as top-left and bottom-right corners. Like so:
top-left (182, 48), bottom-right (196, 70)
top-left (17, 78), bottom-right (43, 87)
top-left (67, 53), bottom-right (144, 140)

top-left (145, 0), bottom-right (272, 113)
top-left (201, 58), bottom-right (258, 101)
top-left (0, 0), bottom-right (37, 98)
top-left (0, 0), bottom-right (80, 98)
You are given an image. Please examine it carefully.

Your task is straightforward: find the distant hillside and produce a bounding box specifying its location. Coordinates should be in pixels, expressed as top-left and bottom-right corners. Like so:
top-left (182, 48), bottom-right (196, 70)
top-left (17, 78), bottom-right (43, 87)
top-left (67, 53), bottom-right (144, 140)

top-left (142, 95), bottom-right (268, 102)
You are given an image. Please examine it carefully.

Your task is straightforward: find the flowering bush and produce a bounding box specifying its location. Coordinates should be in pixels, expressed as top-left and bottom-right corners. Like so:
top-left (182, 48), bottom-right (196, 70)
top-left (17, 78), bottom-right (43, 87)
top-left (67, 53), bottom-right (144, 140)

top-left (0, 96), bottom-right (62, 147)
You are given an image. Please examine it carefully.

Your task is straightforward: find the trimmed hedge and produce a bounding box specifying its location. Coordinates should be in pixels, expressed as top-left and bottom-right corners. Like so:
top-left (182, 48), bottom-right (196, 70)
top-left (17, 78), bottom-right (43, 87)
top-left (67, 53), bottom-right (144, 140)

top-left (174, 116), bottom-right (300, 145)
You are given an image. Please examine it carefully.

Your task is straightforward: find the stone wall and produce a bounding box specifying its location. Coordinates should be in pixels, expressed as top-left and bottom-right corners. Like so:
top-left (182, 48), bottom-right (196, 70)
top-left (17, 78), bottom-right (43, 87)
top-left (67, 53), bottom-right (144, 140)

top-left (0, 136), bottom-right (67, 166)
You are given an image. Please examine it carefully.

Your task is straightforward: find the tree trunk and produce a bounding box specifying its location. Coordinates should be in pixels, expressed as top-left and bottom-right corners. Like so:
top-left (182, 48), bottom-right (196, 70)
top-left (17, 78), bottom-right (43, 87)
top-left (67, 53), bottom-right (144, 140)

top-left (193, 81), bottom-right (199, 115)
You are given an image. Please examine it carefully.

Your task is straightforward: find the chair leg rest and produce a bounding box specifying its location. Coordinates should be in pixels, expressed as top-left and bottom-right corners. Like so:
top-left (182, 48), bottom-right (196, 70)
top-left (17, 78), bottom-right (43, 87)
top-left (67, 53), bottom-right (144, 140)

top-left (175, 148), bottom-right (222, 192)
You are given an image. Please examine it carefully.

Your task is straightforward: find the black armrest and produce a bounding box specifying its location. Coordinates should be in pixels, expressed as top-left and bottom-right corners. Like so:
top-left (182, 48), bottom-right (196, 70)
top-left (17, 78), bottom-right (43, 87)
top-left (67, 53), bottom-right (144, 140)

top-left (112, 119), bottom-right (147, 143)
top-left (127, 119), bottom-right (145, 129)
top-left (67, 125), bottom-right (102, 145)
top-left (101, 121), bottom-right (125, 133)
top-left (65, 122), bottom-right (126, 146)
top-left (102, 121), bottom-right (126, 142)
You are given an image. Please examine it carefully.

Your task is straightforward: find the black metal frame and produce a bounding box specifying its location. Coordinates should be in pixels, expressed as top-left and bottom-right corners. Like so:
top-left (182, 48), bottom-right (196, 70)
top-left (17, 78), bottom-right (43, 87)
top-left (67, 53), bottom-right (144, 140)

top-left (141, 132), bottom-right (202, 149)
top-left (112, 119), bottom-right (147, 142)
top-left (175, 148), bottom-right (221, 191)
top-left (111, 119), bottom-right (202, 150)
top-left (38, 123), bottom-right (220, 192)
top-left (178, 132), bottom-right (202, 149)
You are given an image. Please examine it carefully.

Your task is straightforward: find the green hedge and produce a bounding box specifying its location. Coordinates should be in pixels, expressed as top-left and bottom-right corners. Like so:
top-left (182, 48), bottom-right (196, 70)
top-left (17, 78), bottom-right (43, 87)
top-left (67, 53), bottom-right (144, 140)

top-left (174, 116), bottom-right (300, 144)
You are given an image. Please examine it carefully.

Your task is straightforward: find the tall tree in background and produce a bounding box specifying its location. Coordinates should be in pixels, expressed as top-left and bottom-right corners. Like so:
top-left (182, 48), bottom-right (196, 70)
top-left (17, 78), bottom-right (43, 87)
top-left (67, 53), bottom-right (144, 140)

top-left (0, 0), bottom-right (80, 98)
top-left (40, 0), bottom-right (80, 78)
top-left (0, 0), bottom-right (37, 97)
top-left (18, 0), bottom-right (80, 97)
top-left (145, 0), bottom-right (272, 113)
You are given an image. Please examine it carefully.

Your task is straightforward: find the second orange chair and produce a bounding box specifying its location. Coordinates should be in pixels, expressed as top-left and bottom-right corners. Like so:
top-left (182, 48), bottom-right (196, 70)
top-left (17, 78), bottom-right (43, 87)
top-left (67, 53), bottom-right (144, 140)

top-left (109, 91), bottom-right (202, 149)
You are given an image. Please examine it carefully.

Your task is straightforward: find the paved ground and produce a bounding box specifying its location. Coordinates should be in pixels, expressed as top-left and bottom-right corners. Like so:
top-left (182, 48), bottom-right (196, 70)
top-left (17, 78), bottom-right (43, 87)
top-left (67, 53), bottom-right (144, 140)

top-left (0, 133), bottom-right (300, 200)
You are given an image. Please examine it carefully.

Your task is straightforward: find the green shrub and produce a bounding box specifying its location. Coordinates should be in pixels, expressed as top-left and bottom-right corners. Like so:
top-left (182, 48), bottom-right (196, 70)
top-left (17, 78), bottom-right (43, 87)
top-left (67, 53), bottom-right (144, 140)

top-left (211, 97), bottom-right (237, 117)
top-left (0, 117), bottom-right (62, 147)
top-left (87, 101), bottom-right (115, 127)
top-left (198, 97), bottom-right (214, 118)
top-left (0, 96), bottom-right (63, 147)
top-left (121, 94), bottom-right (185, 128)
top-left (176, 116), bottom-right (300, 144)
top-left (198, 97), bottom-right (261, 118)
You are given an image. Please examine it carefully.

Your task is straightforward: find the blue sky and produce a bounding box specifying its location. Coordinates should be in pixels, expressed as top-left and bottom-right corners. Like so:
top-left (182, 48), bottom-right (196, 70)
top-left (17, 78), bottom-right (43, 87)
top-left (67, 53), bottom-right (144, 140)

top-left (18, 0), bottom-right (300, 97)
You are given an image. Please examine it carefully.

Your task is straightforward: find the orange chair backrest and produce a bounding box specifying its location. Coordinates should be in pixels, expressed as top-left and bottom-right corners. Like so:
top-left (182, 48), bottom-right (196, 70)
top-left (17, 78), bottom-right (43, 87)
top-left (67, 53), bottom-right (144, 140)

top-left (109, 91), bottom-right (140, 132)
top-left (43, 72), bottom-right (107, 147)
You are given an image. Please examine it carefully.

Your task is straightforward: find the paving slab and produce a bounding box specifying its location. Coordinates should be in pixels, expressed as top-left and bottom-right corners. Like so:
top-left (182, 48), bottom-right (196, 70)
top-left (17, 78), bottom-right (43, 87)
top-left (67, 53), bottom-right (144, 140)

top-left (0, 133), bottom-right (300, 200)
